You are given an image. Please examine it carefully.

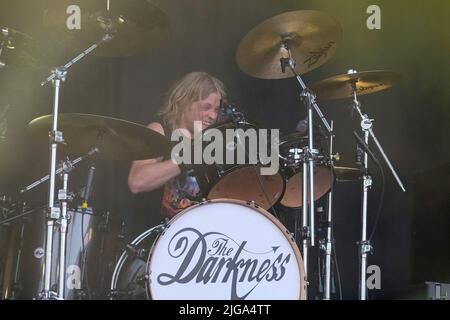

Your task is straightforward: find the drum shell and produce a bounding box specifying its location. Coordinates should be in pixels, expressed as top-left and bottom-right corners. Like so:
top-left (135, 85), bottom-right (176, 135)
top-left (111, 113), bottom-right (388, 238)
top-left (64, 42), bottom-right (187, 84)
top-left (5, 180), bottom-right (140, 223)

top-left (192, 121), bottom-right (285, 209)
top-left (278, 132), bottom-right (334, 208)
top-left (0, 207), bottom-right (118, 300)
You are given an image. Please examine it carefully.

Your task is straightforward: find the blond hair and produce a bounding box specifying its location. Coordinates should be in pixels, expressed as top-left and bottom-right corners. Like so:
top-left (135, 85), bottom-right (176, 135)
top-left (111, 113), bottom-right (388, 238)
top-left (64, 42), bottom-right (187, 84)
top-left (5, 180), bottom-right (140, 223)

top-left (158, 72), bottom-right (226, 129)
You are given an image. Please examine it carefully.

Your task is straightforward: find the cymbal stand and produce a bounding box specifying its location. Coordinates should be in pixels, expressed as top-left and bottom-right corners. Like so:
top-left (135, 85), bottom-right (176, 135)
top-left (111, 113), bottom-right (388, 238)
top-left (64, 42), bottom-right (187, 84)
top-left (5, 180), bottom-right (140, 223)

top-left (280, 38), bottom-right (332, 299)
top-left (20, 147), bottom-right (99, 194)
top-left (320, 121), bottom-right (335, 300)
top-left (39, 34), bottom-right (113, 300)
top-left (349, 72), bottom-right (406, 300)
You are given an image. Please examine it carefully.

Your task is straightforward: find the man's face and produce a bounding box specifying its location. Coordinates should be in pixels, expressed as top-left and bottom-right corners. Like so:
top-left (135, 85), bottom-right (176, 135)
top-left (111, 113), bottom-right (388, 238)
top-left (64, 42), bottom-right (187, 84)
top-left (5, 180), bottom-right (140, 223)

top-left (183, 92), bottom-right (221, 134)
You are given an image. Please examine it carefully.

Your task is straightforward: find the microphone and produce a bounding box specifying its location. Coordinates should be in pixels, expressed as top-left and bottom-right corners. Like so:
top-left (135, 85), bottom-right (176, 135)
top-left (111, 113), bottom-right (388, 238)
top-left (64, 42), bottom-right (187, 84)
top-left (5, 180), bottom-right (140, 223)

top-left (353, 131), bottom-right (379, 165)
top-left (81, 164), bottom-right (95, 207)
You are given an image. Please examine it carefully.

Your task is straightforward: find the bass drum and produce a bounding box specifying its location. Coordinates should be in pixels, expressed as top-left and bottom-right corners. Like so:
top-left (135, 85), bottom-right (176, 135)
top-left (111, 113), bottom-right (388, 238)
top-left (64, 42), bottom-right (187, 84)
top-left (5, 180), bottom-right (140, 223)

top-left (111, 199), bottom-right (306, 300)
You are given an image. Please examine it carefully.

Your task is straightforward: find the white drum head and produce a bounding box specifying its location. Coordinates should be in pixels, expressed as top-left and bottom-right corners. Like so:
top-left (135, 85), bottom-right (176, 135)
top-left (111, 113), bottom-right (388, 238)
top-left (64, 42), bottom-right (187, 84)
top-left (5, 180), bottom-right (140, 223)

top-left (148, 199), bottom-right (305, 300)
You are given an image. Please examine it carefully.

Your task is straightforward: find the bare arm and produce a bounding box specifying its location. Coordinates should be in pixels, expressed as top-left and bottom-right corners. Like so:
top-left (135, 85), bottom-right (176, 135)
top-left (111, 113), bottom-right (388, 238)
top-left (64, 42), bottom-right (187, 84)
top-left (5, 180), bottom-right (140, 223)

top-left (128, 122), bottom-right (181, 194)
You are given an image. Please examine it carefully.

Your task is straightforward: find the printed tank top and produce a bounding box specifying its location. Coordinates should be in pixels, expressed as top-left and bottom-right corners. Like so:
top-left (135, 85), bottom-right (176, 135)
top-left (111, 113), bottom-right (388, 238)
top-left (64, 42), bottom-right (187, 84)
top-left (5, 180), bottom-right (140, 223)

top-left (158, 119), bottom-right (203, 218)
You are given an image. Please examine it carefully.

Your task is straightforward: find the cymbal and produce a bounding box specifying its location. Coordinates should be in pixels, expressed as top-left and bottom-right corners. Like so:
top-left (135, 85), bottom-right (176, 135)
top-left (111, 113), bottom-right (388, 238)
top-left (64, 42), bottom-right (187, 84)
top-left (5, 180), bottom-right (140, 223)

top-left (0, 26), bottom-right (48, 69)
top-left (41, 0), bottom-right (170, 57)
top-left (28, 113), bottom-right (170, 161)
top-left (334, 166), bottom-right (362, 182)
top-left (236, 10), bottom-right (342, 79)
top-left (310, 70), bottom-right (402, 100)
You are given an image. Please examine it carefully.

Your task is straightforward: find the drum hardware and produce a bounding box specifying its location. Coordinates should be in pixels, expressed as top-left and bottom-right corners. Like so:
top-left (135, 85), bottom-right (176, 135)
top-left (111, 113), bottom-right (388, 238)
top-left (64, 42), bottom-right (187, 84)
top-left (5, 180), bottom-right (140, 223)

top-left (23, 0), bottom-right (170, 297)
top-left (35, 29), bottom-right (118, 300)
top-left (312, 69), bottom-right (406, 299)
top-left (29, 33), bottom-right (170, 299)
top-left (20, 147), bottom-right (99, 194)
top-left (349, 71), bottom-right (405, 300)
top-left (282, 48), bottom-right (333, 300)
top-left (235, 11), bottom-right (342, 299)
top-left (322, 121), bottom-right (335, 300)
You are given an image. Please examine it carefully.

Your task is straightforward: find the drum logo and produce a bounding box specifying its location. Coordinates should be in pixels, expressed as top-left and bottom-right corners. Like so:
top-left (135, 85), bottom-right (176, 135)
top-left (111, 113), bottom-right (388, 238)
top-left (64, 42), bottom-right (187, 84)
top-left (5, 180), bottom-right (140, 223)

top-left (156, 227), bottom-right (292, 300)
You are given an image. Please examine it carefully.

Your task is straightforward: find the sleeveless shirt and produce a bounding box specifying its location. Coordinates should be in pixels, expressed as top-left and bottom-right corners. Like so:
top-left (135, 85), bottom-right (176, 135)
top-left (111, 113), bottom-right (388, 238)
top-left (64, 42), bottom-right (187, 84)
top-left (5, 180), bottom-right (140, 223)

top-left (158, 118), bottom-right (203, 218)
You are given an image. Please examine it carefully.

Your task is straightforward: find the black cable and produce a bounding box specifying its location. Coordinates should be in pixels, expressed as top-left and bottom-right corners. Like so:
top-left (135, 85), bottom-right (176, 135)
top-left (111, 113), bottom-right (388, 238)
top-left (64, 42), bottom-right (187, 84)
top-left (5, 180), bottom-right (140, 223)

top-left (368, 161), bottom-right (386, 242)
top-left (332, 240), bottom-right (343, 300)
top-left (80, 207), bottom-right (92, 300)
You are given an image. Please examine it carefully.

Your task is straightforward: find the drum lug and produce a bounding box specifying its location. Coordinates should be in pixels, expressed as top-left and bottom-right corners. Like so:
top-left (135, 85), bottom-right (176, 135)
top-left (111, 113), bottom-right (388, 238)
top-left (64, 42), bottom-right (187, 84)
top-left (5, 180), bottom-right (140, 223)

top-left (246, 200), bottom-right (259, 208)
top-left (136, 273), bottom-right (150, 286)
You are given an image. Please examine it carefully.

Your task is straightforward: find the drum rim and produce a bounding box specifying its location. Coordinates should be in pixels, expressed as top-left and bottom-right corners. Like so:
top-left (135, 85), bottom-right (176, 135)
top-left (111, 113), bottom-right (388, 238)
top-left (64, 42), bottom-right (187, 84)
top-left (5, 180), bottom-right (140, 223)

top-left (280, 166), bottom-right (335, 208)
top-left (147, 198), bottom-right (306, 300)
top-left (206, 165), bottom-right (286, 210)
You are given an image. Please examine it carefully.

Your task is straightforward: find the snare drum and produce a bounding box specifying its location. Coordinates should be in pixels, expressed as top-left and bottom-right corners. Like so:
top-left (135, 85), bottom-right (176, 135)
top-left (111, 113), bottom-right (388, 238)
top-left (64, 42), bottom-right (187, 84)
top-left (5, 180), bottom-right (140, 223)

top-left (279, 132), bottom-right (333, 208)
top-left (111, 199), bottom-right (306, 300)
top-left (193, 121), bottom-right (285, 210)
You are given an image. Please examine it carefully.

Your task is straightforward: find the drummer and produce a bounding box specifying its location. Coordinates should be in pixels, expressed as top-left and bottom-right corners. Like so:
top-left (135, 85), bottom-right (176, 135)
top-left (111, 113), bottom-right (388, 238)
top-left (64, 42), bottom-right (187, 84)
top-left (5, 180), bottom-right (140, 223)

top-left (128, 72), bottom-right (226, 218)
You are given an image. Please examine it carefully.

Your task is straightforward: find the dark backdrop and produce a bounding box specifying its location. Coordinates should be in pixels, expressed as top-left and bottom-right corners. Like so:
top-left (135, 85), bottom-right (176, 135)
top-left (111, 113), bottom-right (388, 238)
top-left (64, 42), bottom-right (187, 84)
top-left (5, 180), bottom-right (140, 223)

top-left (0, 0), bottom-right (449, 299)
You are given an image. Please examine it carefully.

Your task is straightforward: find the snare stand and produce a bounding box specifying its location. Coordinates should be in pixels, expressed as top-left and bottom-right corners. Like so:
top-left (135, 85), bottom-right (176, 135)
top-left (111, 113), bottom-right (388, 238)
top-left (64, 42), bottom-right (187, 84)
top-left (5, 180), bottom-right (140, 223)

top-left (280, 38), bottom-right (333, 299)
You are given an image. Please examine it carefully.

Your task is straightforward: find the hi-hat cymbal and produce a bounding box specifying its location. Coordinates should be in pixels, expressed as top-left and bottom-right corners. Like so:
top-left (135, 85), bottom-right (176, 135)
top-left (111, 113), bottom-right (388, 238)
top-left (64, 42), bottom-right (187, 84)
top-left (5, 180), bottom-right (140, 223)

top-left (310, 70), bottom-right (402, 100)
top-left (41, 0), bottom-right (170, 57)
top-left (236, 10), bottom-right (342, 79)
top-left (28, 113), bottom-right (170, 160)
top-left (334, 166), bottom-right (362, 182)
top-left (0, 26), bottom-right (49, 69)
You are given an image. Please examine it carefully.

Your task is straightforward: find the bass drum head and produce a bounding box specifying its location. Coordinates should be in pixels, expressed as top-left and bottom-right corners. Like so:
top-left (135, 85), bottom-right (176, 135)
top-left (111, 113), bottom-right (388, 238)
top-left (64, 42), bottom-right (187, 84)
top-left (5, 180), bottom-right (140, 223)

top-left (111, 200), bottom-right (305, 300)
top-left (148, 199), bottom-right (305, 300)
top-left (132, 199), bottom-right (305, 300)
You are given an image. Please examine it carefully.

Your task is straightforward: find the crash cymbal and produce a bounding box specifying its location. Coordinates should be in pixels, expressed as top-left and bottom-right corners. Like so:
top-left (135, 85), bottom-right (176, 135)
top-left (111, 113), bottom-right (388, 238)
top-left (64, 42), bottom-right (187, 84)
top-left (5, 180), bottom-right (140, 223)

top-left (0, 26), bottom-right (48, 69)
top-left (41, 0), bottom-right (170, 57)
top-left (28, 113), bottom-right (170, 160)
top-left (236, 10), bottom-right (342, 79)
top-left (310, 70), bottom-right (402, 100)
top-left (334, 166), bottom-right (362, 182)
